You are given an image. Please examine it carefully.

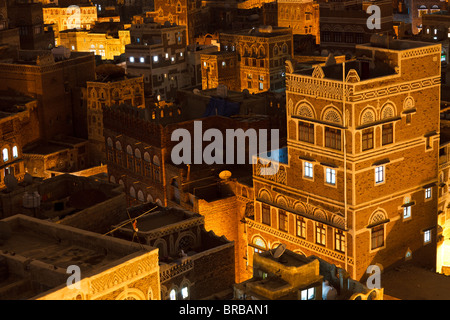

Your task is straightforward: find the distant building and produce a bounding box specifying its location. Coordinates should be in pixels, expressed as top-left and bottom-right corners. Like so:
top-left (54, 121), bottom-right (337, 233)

top-left (0, 214), bottom-right (160, 300)
top-left (42, 4), bottom-right (98, 37)
top-left (22, 135), bottom-right (89, 178)
top-left (125, 17), bottom-right (190, 100)
top-left (58, 21), bottom-right (131, 60)
top-left (0, 93), bottom-right (40, 189)
top-left (234, 248), bottom-right (384, 300)
top-left (0, 49), bottom-right (96, 141)
top-left (7, 2), bottom-right (55, 50)
top-left (218, 26), bottom-right (293, 93)
top-left (144, 0), bottom-right (208, 45)
top-left (277, 0), bottom-right (320, 44)
top-left (319, 0), bottom-right (393, 56)
top-left (86, 72), bottom-right (144, 165)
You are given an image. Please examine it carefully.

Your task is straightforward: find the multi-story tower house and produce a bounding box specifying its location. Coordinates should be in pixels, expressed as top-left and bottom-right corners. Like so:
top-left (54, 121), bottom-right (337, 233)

top-left (249, 35), bottom-right (441, 280)
top-left (277, 0), bottom-right (320, 44)
top-left (219, 26), bottom-right (293, 93)
top-left (125, 17), bottom-right (190, 100)
top-left (200, 51), bottom-right (239, 91)
top-left (7, 2), bottom-right (55, 50)
top-left (0, 50), bottom-right (95, 140)
top-left (145, 0), bottom-right (208, 45)
top-left (86, 72), bottom-right (144, 165)
top-left (319, 0), bottom-right (393, 56)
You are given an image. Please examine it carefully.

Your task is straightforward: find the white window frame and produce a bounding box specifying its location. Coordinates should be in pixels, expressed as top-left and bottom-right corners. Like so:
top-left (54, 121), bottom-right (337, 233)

top-left (304, 161), bottom-right (313, 179)
top-left (403, 206), bottom-right (411, 220)
top-left (301, 287), bottom-right (315, 300)
top-left (325, 168), bottom-right (336, 186)
top-left (424, 229), bottom-right (431, 244)
top-left (375, 165), bottom-right (384, 184)
top-left (425, 187), bottom-right (432, 200)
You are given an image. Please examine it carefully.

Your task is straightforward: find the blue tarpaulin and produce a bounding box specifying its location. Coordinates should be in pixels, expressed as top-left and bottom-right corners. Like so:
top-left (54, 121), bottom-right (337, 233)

top-left (203, 97), bottom-right (240, 117)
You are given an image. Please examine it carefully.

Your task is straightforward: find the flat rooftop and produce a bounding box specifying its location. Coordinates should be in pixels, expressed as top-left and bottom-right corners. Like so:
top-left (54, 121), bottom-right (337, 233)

top-left (259, 249), bottom-right (313, 268)
top-left (0, 214), bottom-right (155, 299)
top-left (118, 207), bottom-right (202, 233)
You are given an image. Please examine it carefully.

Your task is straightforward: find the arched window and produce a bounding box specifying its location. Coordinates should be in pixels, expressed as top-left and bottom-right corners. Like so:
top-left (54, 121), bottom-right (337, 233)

top-left (130, 186), bottom-right (136, 198)
top-left (2, 148), bottom-right (8, 162)
top-left (169, 289), bottom-right (177, 300)
top-left (153, 155), bottom-right (161, 182)
top-left (137, 190), bottom-right (145, 202)
top-left (12, 146), bottom-right (18, 159)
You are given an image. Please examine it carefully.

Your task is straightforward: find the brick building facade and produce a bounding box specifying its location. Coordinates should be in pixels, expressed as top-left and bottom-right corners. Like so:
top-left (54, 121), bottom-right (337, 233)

top-left (218, 26), bottom-right (293, 93)
top-left (248, 36), bottom-right (441, 280)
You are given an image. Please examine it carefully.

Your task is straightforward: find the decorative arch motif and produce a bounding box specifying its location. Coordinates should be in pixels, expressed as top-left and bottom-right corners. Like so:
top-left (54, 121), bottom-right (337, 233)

top-left (144, 152), bottom-right (151, 162)
top-left (295, 101), bottom-right (315, 118)
top-left (323, 107), bottom-right (342, 124)
top-left (258, 189), bottom-right (272, 202)
top-left (126, 145), bottom-right (133, 155)
top-left (106, 137), bottom-right (113, 147)
top-left (369, 210), bottom-right (387, 225)
top-left (381, 103), bottom-right (395, 119)
top-left (360, 108), bottom-right (376, 125)
top-left (294, 202), bottom-right (307, 214)
top-left (312, 65), bottom-right (324, 79)
top-left (252, 236), bottom-right (267, 250)
top-left (332, 215), bottom-right (345, 228)
top-left (276, 195), bottom-right (288, 207)
top-left (403, 96), bottom-right (415, 110)
top-left (314, 209), bottom-right (327, 221)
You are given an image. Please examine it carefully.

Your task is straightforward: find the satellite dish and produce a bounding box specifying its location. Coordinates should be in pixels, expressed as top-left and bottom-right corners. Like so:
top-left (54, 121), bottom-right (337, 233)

top-left (272, 243), bottom-right (286, 259)
top-left (219, 170), bottom-right (232, 180)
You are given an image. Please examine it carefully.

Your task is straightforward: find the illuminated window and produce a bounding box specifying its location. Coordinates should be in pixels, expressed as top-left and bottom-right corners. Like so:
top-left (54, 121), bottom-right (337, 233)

top-left (425, 187), bottom-right (432, 199)
top-left (403, 197), bottom-right (412, 219)
top-left (2, 148), bottom-right (8, 162)
top-left (375, 166), bottom-right (384, 184)
top-left (169, 289), bottom-right (176, 300)
top-left (335, 231), bottom-right (345, 253)
top-left (153, 55), bottom-right (158, 62)
top-left (316, 223), bottom-right (326, 245)
top-left (304, 161), bottom-right (313, 178)
top-left (12, 146), bottom-right (18, 158)
top-left (301, 287), bottom-right (315, 300)
top-left (296, 217), bottom-right (306, 238)
top-left (140, 57), bottom-right (145, 63)
top-left (181, 287), bottom-right (189, 299)
top-left (129, 56), bottom-right (135, 63)
top-left (325, 168), bottom-right (336, 185)
top-left (424, 230), bottom-right (431, 244)
top-left (222, 61), bottom-right (226, 67)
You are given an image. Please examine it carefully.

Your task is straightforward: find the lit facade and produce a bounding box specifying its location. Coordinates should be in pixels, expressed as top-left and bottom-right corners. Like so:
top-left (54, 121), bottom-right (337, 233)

top-left (58, 23), bottom-right (131, 60)
top-left (86, 75), bottom-right (144, 165)
top-left (277, 0), bottom-right (320, 44)
top-left (218, 26), bottom-right (293, 93)
top-left (250, 37), bottom-right (441, 280)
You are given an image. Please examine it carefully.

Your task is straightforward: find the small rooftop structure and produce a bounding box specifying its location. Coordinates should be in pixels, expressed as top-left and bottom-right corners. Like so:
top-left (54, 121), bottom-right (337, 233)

top-left (234, 248), bottom-right (384, 300)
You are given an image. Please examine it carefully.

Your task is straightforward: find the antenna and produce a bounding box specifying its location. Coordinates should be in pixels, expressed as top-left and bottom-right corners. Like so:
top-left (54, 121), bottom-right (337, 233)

top-left (271, 243), bottom-right (286, 259)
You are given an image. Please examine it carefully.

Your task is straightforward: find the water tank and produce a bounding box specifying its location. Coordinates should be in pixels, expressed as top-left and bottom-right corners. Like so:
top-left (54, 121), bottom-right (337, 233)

top-left (258, 25), bottom-right (273, 33)
top-left (52, 46), bottom-right (71, 59)
top-left (23, 191), bottom-right (41, 209)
